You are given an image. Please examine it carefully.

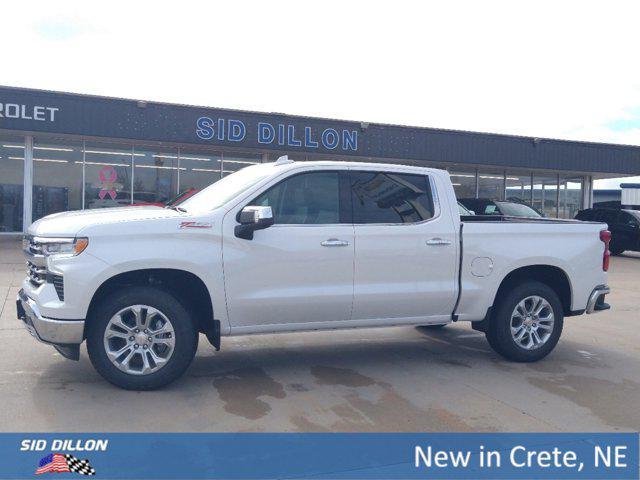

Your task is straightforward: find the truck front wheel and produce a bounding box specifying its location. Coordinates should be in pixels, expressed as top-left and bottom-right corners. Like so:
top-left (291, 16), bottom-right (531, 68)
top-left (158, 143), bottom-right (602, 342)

top-left (86, 286), bottom-right (198, 390)
top-left (486, 281), bottom-right (564, 362)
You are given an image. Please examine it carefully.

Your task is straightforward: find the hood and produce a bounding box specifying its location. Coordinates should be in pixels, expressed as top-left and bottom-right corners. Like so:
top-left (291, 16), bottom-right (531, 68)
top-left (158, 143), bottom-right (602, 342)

top-left (28, 207), bottom-right (184, 237)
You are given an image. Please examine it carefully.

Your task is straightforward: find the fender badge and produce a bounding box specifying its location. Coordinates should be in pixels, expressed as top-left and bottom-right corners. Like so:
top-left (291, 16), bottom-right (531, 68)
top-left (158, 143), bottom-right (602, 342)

top-left (179, 221), bottom-right (212, 229)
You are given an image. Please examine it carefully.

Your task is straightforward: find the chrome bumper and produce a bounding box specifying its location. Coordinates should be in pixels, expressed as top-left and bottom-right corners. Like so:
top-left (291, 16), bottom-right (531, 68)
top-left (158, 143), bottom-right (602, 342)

top-left (16, 289), bottom-right (84, 344)
top-left (586, 285), bottom-right (611, 314)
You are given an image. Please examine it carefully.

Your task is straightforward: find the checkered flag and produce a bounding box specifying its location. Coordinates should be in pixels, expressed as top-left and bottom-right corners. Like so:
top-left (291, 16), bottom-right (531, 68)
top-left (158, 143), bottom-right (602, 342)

top-left (65, 454), bottom-right (96, 476)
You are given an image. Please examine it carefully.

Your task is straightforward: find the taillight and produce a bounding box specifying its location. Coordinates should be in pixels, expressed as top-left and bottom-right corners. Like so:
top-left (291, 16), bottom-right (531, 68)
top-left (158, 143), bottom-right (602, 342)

top-left (600, 230), bottom-right (611, 272)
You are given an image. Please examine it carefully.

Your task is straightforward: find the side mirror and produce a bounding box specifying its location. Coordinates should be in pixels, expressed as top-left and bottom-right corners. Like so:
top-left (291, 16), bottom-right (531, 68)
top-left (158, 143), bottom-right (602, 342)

top-left (234, 206), bottom-right (274, 240)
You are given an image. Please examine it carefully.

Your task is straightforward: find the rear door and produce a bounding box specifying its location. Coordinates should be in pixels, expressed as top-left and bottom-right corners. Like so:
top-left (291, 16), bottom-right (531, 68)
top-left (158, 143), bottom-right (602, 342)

top-left (349, 169), bottom-right (458, 323)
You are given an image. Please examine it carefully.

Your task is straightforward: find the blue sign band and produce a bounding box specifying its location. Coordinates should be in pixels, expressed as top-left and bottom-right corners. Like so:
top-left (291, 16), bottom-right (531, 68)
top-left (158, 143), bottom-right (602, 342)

top-left (2, 433), bottom-right (638, 479)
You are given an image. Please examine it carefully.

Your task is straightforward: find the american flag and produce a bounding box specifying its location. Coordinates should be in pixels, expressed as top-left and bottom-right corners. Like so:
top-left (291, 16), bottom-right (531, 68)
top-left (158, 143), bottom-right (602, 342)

top-left (35, 454), bottom-right (70, 474)
top-left (36, 453), bottom-right (96, 475)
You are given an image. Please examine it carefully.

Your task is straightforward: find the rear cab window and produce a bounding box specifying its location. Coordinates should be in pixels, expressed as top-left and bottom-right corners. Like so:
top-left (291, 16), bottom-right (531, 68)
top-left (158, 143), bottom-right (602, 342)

top-left (349, 171), bottom-right (435, 224)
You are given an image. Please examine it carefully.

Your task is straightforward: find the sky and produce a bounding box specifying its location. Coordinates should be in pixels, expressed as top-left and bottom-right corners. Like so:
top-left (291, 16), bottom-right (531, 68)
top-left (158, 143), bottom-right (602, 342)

top-left (2, 0), bottom-right (639, 189)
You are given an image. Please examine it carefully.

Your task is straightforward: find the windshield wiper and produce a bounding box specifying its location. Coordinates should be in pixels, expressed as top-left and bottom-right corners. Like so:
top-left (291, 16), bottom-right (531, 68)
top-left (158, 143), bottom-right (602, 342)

top-left (165, 205), bottom-right (187, 213)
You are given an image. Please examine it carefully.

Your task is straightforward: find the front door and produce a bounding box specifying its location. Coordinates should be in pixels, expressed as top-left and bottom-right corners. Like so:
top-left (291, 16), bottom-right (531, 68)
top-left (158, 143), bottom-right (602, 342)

top-left (349, 170), bottom-right (458, 323)
top-left (222, 169), bottom-right (354, 330)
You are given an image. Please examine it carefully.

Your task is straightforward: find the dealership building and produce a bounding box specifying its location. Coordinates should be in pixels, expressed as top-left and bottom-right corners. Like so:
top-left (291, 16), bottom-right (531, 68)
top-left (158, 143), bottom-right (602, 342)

top-left (1, 85), bottom-right (640, 233)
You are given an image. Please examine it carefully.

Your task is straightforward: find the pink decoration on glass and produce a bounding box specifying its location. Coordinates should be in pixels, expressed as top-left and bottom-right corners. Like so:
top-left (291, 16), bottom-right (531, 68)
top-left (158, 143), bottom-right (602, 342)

top-left (98, 166), bottom-right (118, 200)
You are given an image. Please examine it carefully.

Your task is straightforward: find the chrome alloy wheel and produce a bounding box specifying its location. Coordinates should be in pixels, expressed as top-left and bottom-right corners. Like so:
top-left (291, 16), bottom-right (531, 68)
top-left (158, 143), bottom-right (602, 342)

top-left (510, 295), bottom-right (555, 350)
top-left (103, 305), bottom-right (175, 375)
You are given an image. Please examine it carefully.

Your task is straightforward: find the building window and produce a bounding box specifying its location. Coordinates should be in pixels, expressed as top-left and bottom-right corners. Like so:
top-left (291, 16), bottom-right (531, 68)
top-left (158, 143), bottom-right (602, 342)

top-left (222, 151), bottom-right (261, 177)
top-left (133, 146), bottom-right (179, 205)
top-left (505, 171), bottom-right (533, 205)
top-left (32, 137), bottom-right (83, 221)
top-left (559, 176), bottom-right (584, 219)
top-left (533, 174), bottom-right (559, 217)
top-left (0, 134), bottom-right (24, 232)
top-left (478, 169), bottom-right (505, 200)
top-left (84, 142), bottom-right (133, 209)
top-left (448, 168), bottom-right (476, 200)
top-left (177, 148), bottom-right (222, 199)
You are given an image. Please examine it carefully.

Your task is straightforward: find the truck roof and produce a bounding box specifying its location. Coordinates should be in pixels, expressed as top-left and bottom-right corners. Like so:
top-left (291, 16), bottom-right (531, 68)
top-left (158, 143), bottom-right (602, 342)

top-left (271, 159), bottom-right (446, 176)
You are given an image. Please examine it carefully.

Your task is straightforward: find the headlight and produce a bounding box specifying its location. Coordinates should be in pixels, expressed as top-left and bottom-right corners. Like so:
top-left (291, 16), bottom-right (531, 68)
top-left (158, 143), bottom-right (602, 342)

top-left (37, 237), bottom-right (89, 257)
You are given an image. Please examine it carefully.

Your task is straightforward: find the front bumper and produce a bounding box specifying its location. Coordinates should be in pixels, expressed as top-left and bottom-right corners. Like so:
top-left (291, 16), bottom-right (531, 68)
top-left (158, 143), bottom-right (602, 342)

top-left (586, 285), bottom-right (611, 314)
top-left (16, 289), bottom-right (84, 345)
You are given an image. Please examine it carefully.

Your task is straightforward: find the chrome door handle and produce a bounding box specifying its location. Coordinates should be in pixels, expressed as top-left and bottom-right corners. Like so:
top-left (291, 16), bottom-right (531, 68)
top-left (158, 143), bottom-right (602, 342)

top-left (426, 238), bottom-right (452, 246)
top-left (321, 238), bottom-right (350, 247)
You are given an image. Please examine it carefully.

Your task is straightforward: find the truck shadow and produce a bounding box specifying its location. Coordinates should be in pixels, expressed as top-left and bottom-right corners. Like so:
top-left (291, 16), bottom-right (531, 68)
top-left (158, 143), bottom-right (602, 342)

top-left (190, 326), bottom-right (491, 378)
top-left (28, 323), bottom-right (640, 431)
top-left (32, 322), bottom-right (625, 391)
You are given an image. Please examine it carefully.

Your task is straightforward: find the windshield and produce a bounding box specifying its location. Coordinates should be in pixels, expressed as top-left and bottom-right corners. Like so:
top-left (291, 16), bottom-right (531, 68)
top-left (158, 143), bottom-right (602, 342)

top-left (179, 164), bottom-right (275, 212)
top-left (496, 201), bottom-right (542, 217)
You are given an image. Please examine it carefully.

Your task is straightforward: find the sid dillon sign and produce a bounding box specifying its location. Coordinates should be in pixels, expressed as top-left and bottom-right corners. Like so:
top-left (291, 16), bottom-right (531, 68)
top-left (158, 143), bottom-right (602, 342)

top-left (196, 117), bottom-right (359, 152)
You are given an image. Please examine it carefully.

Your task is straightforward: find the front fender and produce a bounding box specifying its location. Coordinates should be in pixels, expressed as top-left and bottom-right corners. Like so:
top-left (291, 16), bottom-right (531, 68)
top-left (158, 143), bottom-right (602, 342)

top-left (80, 230), bottom-right (229, 334)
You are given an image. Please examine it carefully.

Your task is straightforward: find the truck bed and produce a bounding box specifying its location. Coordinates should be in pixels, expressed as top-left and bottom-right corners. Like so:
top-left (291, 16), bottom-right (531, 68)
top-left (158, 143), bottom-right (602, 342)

top-left (461, 215), bottom-right (588, 224)
top-left (454, 216), bottom-right (608, 322)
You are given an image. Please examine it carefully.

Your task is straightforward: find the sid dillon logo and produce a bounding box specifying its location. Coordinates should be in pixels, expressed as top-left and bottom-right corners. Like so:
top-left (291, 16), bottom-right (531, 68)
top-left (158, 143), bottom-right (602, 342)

top-left (35, 453), bottom-right (96, 476)
top-left (21, 439), bottom-right (106, 476)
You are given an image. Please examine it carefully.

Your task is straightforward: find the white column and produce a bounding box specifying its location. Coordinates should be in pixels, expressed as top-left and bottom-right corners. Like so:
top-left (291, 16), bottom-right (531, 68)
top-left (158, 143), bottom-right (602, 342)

top-left (130, 144), bottom-right (135, 204)
top-left (474, 168), bottom-right (479, 198)
top-left (81, 141), bottom-right (86, 210)
top-left (176, 148), bottom-right (182, 195)
top-left (581, 176), bottom-right (592, 209)
top-left (23, 135), bottom-right (33, 232)
top-left (555, 174), bottom-right (560, 218)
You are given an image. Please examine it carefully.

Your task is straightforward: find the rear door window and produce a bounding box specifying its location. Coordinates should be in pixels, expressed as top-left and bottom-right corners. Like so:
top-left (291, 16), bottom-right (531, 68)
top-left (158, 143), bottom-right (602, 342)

top-left (350, 171), bottom-right (434, 224)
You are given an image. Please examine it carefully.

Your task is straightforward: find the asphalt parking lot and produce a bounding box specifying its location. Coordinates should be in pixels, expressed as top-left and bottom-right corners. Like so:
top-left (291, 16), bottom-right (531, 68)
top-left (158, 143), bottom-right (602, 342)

top-left (1, 235), bottom-right (639, 432)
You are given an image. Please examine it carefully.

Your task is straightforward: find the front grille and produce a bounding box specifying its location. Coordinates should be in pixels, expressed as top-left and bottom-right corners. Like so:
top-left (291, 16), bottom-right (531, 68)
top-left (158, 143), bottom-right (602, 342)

top-left (24, 236), bottom-right (64, 301)
top-left (51, 275), bottom-right (64, 301)
top-left (27, 261), bottom-right (46, 287)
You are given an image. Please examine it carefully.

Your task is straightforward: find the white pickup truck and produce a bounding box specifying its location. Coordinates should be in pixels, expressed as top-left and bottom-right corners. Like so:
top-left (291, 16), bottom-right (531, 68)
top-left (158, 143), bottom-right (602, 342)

top-left (18, 158), bottom-right (611, 390)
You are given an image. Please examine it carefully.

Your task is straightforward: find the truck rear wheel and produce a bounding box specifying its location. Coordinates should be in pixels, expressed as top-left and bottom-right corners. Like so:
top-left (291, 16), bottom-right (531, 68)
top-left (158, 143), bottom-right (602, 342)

top-left (486, 281), bottom-right (563, 362)
top-left (86, 286), bottom-right (198, 390)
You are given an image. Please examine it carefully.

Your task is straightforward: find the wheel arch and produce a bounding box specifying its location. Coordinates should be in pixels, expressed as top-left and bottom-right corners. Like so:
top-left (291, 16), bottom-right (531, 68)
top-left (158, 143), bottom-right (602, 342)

top-left (493, 265), bottom-right (573, 316)
top-left (85, 268), bottom-right (217, 346)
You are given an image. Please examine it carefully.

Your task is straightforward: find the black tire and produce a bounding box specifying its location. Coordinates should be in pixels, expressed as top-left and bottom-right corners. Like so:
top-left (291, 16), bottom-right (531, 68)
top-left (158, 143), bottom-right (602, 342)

top-left (485, 281), bottom-right (563, 362)
top-left (86, 286), bottom-right (198, 390)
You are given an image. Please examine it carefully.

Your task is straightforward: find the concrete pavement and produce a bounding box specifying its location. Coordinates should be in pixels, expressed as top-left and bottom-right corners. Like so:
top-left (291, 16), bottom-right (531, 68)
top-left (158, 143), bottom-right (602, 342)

top-left (1, 234), bottom-right (639, 432)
